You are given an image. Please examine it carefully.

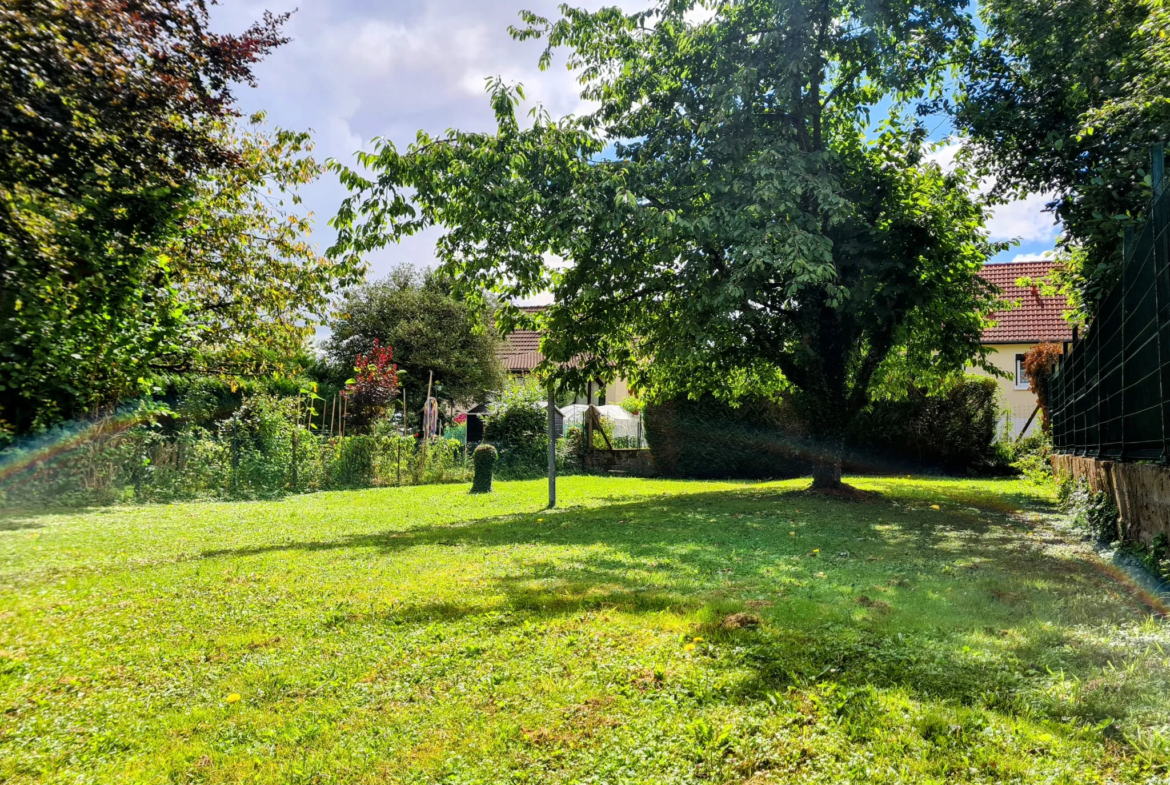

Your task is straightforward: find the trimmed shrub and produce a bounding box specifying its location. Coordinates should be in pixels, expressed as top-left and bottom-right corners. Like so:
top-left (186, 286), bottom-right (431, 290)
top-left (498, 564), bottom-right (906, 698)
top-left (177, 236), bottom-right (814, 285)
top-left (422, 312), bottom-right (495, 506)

top-left (483, 380), bottom-right (549, 479)
top-left (471, 444), bottom-right (497, 493)
top-left (644, 377), bottom-right (1003, 479)
top-left (847, 377), bottom-right (1002, 474)
top-left (644, 396), bottom-right (808, 479)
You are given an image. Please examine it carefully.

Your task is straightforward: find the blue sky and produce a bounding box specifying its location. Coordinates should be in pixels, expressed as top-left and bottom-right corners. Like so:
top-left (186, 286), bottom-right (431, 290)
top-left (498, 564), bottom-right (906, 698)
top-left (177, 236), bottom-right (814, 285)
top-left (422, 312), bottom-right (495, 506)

top-left (211, 0), bottom-right (1060, 283)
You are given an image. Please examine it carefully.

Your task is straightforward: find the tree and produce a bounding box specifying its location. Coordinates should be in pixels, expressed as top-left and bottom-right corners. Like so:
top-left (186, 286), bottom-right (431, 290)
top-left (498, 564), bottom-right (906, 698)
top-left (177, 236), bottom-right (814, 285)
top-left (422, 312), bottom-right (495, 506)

top-left (0, 0), bottom-right (287, 433)
top-left (329, 0), bottom-right (1000, 489)
top-left (1022, 342), bottom-right (1062, 433)
top-left (323, 266), bottom-right (506, 407)
top-left (342, 340), bottom-right (400, 433)
top-left (160, 115), bottom-right (365, 379)
top-left (956, 0), bottom-right (1170, 312)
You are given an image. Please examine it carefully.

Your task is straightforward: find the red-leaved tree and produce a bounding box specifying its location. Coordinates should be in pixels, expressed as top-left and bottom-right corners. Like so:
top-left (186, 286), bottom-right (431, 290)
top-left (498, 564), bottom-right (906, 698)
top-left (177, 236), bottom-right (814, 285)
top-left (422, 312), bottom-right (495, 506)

top-left (1023, 343), bottom-right (1063, 433)
top-left (343, 340), bottom-right (399, 433)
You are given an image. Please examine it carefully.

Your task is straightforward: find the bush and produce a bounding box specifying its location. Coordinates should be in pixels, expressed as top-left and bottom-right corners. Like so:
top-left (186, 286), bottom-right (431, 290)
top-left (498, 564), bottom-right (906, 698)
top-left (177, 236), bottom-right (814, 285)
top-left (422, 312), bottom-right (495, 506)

top-left (483, 377), bottom-right (549, 478)
top-left (1023, 343), bottom-right (1062, 433)
top-left (329, 435), bottom-right (376, 488)
top-left (471, 444), bottom-right (497, 493)
top-left (0, 393), bottom-right (478, 509)
top-left (848, 377), bottom-right (1002, 474)
top-left (644, 377), bottom-right (1003, 480)
top-left (1064, 479), bottom-right (1119, 543)
top-left (644, 395), bottom-right (808, 479)
top-left (1002, 432), bottom-right (1053, 485)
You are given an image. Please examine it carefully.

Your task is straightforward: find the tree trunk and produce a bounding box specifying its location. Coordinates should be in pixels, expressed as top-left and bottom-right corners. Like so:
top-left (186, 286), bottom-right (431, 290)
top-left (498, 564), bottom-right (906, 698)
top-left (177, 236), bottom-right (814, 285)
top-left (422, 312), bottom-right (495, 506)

top-left (810, 457), bottom-right (843, 489)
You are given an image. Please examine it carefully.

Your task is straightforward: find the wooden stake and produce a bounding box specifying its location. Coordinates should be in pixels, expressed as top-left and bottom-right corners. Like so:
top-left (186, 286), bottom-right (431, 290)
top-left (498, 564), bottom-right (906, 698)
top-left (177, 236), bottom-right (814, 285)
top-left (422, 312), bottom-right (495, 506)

top-left (421, 371), bottom-right (434, 472)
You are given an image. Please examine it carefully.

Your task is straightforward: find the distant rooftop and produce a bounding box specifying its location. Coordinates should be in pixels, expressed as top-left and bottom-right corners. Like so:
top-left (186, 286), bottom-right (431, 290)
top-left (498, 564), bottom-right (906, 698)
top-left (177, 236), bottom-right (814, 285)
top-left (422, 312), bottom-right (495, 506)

top-left (980, 260), bottom-right (1074, 344)
top-left (498, 306), bottom-right (545, 373)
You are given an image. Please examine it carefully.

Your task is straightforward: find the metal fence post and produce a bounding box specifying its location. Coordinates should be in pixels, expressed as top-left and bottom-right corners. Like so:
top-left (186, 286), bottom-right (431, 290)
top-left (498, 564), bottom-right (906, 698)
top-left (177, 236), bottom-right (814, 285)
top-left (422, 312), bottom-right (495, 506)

top-left (1153, 143), bottom-right (1170, 463)
top-left (291, 427), bottom-right (299, 490)
top-left (1120, 225), bottom-right (1134, 460)
top-left (231, 419), bottom-right (239, 493)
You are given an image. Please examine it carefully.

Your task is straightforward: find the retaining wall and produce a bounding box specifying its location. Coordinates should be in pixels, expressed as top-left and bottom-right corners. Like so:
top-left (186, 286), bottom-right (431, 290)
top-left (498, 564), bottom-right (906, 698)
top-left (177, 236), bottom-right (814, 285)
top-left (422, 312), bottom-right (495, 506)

top-left (1052, 455), bottom-right (1170, 545)
top-left (584, 449), bottom-right (658, 477)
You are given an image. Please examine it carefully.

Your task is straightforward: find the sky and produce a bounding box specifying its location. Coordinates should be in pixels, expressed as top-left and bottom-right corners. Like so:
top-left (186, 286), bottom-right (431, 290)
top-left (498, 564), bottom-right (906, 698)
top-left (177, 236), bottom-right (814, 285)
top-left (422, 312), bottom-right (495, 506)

top-left (211, 0), bottom-right (1061, 287)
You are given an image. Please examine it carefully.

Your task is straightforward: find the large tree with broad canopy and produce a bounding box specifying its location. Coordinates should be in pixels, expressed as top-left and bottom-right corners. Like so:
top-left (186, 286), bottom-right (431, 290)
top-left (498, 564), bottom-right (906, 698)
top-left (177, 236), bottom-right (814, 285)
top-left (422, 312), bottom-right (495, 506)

top-left (329, 0), bottom-right (1001, 489)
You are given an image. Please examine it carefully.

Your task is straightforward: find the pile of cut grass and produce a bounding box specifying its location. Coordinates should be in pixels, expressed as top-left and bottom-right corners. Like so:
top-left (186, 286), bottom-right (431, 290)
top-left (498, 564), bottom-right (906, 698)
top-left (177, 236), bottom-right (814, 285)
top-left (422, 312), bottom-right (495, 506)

top-left (1, 476), bottom-right (1167, 783)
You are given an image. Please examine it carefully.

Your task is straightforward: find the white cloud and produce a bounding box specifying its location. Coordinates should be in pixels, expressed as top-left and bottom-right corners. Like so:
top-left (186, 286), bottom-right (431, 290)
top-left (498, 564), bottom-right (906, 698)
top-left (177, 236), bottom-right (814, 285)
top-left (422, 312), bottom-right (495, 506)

top-left (208, 0), bottom-right (646, 282)
top-left (212, 3), bottom-right (1061, 289)
top-left (1010, 252), bottom-right (1054, 263)
top-left (927, 140), bottom-right (1059, 246)
top-left (986, 192), bottom-right (1060, 244)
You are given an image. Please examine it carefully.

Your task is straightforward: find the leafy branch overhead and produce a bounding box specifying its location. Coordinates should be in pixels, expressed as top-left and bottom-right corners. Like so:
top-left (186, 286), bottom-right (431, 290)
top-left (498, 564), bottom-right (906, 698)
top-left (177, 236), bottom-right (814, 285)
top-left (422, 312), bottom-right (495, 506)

top-left (330, 0), bottom-right (1002, 486)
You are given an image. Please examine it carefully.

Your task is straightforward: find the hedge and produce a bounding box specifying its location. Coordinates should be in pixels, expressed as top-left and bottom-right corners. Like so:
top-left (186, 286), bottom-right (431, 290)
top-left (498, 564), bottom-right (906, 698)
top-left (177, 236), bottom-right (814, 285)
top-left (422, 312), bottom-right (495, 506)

top-left (644, 377), bottom-right (1003, 479)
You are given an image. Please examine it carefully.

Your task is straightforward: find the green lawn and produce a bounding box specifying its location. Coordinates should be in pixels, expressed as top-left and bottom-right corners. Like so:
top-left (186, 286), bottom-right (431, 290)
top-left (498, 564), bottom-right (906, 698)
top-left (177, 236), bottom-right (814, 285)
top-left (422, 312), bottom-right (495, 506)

top-left (1, 476), bottom-right (1168, 783)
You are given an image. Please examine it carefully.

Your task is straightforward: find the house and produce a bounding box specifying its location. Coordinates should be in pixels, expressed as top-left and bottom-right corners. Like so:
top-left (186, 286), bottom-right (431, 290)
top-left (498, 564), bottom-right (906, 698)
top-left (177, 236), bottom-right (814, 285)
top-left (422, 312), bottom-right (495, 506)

top-left (498, 306), bottom-right (633, 406)
top-left (973, 259), bottom-right (1073, 438)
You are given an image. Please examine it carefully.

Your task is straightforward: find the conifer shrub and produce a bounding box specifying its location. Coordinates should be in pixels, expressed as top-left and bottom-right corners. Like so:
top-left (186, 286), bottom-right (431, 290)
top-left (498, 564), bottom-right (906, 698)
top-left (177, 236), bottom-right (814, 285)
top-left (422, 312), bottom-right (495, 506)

top-left (471, 444), bottom-right (497, 493)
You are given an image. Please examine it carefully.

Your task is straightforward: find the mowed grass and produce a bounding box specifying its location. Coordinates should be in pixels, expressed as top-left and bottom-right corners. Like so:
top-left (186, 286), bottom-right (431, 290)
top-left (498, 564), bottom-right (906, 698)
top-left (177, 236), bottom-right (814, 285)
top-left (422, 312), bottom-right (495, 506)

top-left (1, 476), bottom-right (1169, 784)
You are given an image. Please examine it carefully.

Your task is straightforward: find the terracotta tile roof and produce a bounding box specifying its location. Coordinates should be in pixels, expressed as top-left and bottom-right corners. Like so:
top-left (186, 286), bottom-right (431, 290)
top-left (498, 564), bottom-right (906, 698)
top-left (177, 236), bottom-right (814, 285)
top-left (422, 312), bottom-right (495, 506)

top-left (498, 306), bottom-right (546, 373)
top-left (980, 260), bottom-right (1074, 344)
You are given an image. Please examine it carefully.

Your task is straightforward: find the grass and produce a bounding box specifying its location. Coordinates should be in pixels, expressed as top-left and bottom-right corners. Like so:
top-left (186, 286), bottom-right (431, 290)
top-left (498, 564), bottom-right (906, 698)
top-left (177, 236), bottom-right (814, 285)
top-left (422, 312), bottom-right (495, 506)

top-left (1, 475), bottom-right (1169, 783)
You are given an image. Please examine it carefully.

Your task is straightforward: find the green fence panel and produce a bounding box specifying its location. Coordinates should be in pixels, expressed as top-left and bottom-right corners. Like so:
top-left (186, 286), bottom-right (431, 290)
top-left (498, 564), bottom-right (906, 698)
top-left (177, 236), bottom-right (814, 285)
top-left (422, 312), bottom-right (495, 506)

top-left (1051, 144), bottom-right (1168, 462)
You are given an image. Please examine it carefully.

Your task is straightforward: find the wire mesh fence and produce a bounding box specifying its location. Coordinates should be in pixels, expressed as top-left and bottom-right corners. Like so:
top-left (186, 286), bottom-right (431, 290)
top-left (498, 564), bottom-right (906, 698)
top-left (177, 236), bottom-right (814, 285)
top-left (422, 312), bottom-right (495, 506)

top-left (1050, 144), bottom-right (1170, 461)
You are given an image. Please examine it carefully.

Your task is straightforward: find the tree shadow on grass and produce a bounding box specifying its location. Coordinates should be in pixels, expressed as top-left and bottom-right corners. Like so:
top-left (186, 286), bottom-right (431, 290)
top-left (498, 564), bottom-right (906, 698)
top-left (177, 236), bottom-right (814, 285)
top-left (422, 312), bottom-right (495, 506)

top-left (0, 518), bottom-right (44, 532)
top-left (193, 485), bottom-right (1156, 727)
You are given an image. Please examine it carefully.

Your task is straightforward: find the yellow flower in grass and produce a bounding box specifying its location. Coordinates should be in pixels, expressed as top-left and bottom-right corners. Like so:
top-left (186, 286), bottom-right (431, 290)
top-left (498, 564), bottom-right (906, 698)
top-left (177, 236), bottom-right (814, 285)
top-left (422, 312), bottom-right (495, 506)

top-left (813, 549), bottom-right (820, 554)
top-left (930, 505), bottom-right (941, 510)
top-left (225, 693), bottom-right (241, 704)
top-left (693, 637), bottom-right (703, 643)
top-left (684, 643), bottom-right (696, 652)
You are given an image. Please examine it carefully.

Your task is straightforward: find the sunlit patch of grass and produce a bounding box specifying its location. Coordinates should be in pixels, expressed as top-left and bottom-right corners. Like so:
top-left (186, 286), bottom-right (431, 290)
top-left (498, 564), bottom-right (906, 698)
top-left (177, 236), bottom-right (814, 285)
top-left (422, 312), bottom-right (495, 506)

top-left (0, 475), bottom-right (1167, 783)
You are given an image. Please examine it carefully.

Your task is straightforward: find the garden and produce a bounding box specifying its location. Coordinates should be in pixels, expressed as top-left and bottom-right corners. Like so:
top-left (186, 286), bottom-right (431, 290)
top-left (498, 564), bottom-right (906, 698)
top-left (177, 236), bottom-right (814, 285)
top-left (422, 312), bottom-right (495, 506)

top-left (4, 0), bottom-right (1170, 782)
top-left (2, 475), bottom-right (1168, 783)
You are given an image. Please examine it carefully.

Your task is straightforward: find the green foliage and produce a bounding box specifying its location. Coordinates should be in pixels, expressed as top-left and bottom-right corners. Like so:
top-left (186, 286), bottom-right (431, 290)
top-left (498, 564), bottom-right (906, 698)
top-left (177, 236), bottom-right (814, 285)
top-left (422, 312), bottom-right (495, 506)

top-left (644, 396), bottom-right (808, 480)
top-left (323, 265), bottom-right (505, 406)
top-left (646, 378), bottom-right (1003, 479)
top-left (483, 377), bottom-right (550, 479)
top-left (328, 436), bottom-right (376, 489)
top-left (619, 395), bottom-right (644, 416)
top-left (558, 429), bottom-right (584, 473)
top-left (0, 0), bottom-right (289, 433)
top-left (161, 116), bottom-right (364, 380)
top-left (1003, 432), bottom-right (1054, 485)
top-left (0, 395), bottom-right (475, 507)
top-left (957, 0), bottom-right (1170, 314)
top-left (848, 377), bottom-right (1003, 474)
top-left (1064, 479), bottom-right (1121, 544)
top-left (4, 476), bottom-right (1170, 781)
top-left (329, 0), bottom-right (1001, 485)
top-left (471, 443), bottom-right (497, 493)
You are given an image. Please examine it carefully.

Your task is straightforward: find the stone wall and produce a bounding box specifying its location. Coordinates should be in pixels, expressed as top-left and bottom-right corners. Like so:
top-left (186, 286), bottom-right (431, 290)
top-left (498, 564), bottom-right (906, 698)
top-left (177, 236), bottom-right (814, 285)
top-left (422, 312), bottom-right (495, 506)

top-left (1052, 455), bottom-right (1170, 545)
top-left (584, 449), bottom-right (659, 477)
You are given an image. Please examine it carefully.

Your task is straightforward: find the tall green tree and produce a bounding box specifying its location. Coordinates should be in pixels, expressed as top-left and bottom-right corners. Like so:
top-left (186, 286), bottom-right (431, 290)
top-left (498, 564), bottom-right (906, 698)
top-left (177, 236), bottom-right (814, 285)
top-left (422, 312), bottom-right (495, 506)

top-left (161, 115), bottom-right (364, 380)
top-left (956, 0), bottom-right (1170, 311)
top-left (0, 0), bottom-right (287, 433)
top-left (323, 266), bottom-right (506, 407)
top-left (330, 0), bottom-right (999, 488)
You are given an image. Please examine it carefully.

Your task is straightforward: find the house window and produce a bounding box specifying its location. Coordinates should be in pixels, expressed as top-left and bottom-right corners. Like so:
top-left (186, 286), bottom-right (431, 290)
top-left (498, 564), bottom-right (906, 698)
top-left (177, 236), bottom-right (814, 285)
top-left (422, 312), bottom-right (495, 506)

top-left (1015, 354), bottom-right (1030, 390)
